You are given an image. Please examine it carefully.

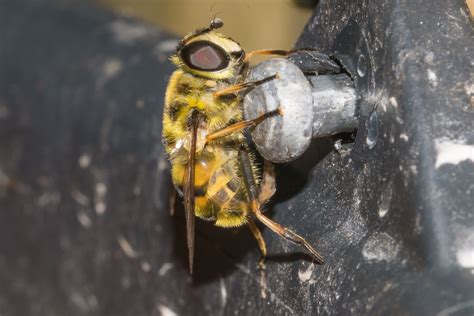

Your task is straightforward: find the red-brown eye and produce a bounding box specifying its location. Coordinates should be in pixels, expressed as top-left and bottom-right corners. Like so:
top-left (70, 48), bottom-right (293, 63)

top-left (180, 41), bottom-right (229, 71)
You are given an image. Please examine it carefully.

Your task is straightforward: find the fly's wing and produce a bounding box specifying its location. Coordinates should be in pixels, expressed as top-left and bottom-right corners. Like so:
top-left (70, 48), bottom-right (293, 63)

top-left (183, 110), bottom-right (199, 274)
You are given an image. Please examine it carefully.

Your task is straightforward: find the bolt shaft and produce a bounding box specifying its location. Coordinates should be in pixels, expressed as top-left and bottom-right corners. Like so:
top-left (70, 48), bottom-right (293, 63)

top-left (310, 74), bottom-right (358, 138)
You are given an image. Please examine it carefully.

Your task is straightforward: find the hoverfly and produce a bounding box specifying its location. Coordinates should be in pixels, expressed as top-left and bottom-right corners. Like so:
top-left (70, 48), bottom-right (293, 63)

top-left (162, 18), bottom-right (324, 273)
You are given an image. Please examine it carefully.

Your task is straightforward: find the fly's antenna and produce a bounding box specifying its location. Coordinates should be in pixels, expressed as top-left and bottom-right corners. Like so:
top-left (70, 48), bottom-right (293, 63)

top-left (209, 2), bottom-right (217, 14)
top-left (208, 16), bottom-right (223, 30)
top-left (207, 2), bottom-right (223, 31)
top-left (178, 14), bottom-right (224, 51)
top-left (199, 16), bottom-right (223, 34)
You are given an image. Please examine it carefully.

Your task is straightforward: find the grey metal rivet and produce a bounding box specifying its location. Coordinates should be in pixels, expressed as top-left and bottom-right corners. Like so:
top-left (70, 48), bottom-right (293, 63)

top-left (243, 58), bottom-right (358, 163)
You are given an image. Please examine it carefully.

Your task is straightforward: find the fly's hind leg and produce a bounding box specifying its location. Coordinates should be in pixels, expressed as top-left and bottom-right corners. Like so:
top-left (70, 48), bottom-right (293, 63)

top-left (248, 219), bottom-right (267, 268)
top-left (238, 147), bottom-right (325, 265)
top-left (258, 160), bottom-right (276, 205)
top-left (169, 188), bottom-right (176, 216)
top-left (253, 209), bottom-right (325, 264)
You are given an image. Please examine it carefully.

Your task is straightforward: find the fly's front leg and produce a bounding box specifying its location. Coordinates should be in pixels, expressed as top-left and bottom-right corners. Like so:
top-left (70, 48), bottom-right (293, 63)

top-left (209, 73), bottom-right (283, 143)
top-left (244, 48), bottom-right (313, 61)
top-left (205, 108), bottom-right (282, 143)
top-left (213, 74), bottom-right (279, 97)
top-left (244, 48), bottom-right (341, 75)
top-left (244, 48), bottom-right (328, 60)
top-left (244, 49), bottom-right (291, 61)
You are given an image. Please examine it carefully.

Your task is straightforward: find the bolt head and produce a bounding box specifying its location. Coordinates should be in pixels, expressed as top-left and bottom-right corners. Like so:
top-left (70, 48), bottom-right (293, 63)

top-left (244, 58), bottom-right (313, 163)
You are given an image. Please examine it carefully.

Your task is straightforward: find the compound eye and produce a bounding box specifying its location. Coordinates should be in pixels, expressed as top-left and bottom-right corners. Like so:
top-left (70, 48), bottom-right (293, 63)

top-left (181, 41), bottom-right (229, 71)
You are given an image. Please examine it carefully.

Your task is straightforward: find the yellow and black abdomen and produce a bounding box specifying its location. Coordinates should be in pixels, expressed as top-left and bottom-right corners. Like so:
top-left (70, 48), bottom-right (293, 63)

top-left (199, 146), bottom-right (256, 228)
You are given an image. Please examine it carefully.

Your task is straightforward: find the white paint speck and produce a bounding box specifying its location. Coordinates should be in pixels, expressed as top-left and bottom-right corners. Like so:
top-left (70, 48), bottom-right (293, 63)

top-left (378, 183), bottom-right (392, 219)
top-left (155, 39), bottom-right (179, 53)
top-left (94, 182), bottom-right (107, 215)
top-left (0, 169), bottom-right (9, 187)
top-left (102, 59), bottom-right (123, 80)
top-left (455, 228), bottom-right (474, 268)
top-left (158, 304), bottom-right (177, 316)
top-left (259, 267), bottom-right (268, 299)
top-left (465, 80), bottom-right (474, 96)
top-left (456, 249), bottom-right (474, 268)
top-left (117, 235), bottom-right (139, 258)
top-left (70, 293), bottom-right (99, 312)
top-left (109, 20), bottom-right (152, 44)
top-left (141, 261), bottom-right (151, 272)
top-left (220, 277), bottom-right (227, 307)
top-left (78, 154), bottom-right (91, 169)
top-left (95, 202), bottom-right (106, 215)
top-left (389, 97), bottom-right (398, 108)
top-left (434, 139), bottom-right (474, 169)
top-left (96, 183), bottom-right (107, 196)
top-left (96, 58), bottom-right (123, 88)
top-left (71, 189), bottom-right (89, 206)
top-left (298, 262), bottom-right (314, 283)
top-left (0, 104), bottom-right (9, 119)
top-left (436, 299), bottom-right (474, 316)
top-left (362, 232), bottom-right (400, 262)
top-left (158, 156), bottom-right (168, 172)
top-left (158, 262), bottom-right (173, 276)
top-left (378, 205), bottom-right (389, 218)
top-left (136, 99), bottom-right (145, 109)
top-left (37, 191), bottom-right (61, 207)
top-left (424, 51), bottom-right (435, 65)
top-left (400, 133), bottom-right (409, 141)
top-left (77, 211), bottom-right (92, 228)
top-left (427, 69), bottom-right (438, 87)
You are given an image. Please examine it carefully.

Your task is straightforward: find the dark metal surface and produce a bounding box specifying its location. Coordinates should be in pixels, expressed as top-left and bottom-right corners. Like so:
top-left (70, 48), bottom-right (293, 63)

top-left (0, 0), bottom-right (473, 315)
top-left (0, 1), bottom-right (182, 315)
top-left (292, 0), bottom-right (474, 315)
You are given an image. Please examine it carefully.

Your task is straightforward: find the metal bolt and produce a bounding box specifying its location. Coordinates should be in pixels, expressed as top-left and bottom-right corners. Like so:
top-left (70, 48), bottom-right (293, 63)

top-left (243, 58), bottom-right (358, 163)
